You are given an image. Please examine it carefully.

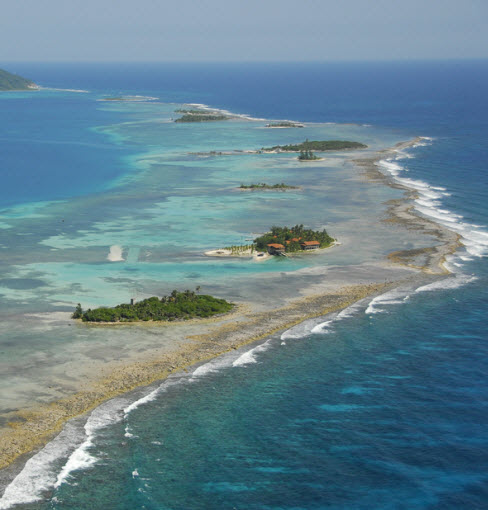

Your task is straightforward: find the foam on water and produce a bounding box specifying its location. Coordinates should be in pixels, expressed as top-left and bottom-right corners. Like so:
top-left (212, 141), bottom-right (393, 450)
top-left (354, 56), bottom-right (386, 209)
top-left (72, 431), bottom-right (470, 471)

top-left (232, 340), bottom-right (272, 367)
top-left (123, 387), bottom-right (161, 416)
top-left (377, 139), bottom-right (488, 262)
top-left (278, 301), bottom-right (366, 339)
top-left (0, 397), bottom-right (128, 508)
top-left (281, 319), bottom-right (320, 340)
top-left (123, 374), bottom-right (197, 417)
top-left (0, 422), bottom-right (82, 509)
top-left (310, 320), bottom-right (334, 334)
top-left (191, 356), bottom-right (235, 379)
top-left (54, 398), bottom-right (127, 489)
top-left (124, 425), bottom-right (135, 439)
top-left (311, 301), bottom-right (365, 333)
top-left (412, 137), bottom-right (434, 148)
top-left (365, 289), bottom-right (411, 315)
top-left (415, 274), bottom-right (477, 293)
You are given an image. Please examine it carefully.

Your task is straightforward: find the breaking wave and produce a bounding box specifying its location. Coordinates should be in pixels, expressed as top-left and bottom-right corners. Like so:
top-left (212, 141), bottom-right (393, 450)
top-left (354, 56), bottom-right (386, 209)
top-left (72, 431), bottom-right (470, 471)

top-left (377, 138), bottom-right (488, 262)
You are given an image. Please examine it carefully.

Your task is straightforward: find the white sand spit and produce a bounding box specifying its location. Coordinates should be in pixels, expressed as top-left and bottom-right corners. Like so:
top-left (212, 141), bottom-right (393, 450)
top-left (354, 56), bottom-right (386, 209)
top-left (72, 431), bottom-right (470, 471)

top-left (107, 245), bottom-right (124, 262)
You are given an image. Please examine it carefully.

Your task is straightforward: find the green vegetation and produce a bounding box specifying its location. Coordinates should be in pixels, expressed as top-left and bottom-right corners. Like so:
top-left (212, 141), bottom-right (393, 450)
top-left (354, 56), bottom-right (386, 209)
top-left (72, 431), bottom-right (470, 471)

top-left (72, 303), bottom-right (83, 319)
top-left (73, 290), bottom-right (234, 323)
top-left (254, 225), bottom-right (334, 253)
top-left (263, 140), bottom-right (367, 152)
top-left (239, 183), bottom-right (299, 190)
top-left (175, 109), bottom-right (216, 115)
top-left (298, 149), bottom-right (319, 161)
top-left (0, 68), bottom-right (36, 91)
top-left (265, 122), bottom-right (304, 128)
top-left (175, 112), bottom-right (228, 123)
top-left (223, 244), bottom-right (255, 255)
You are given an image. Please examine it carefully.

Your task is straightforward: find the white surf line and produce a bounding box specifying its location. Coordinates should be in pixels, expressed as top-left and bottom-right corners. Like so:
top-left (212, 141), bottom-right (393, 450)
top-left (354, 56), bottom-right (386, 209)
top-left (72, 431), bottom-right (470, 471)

top-left (365, 288), bottom-right (412, 315)
top-left (279, 297), bottom-right (370, 340)
top-left (311, 301), bottom-right (365, 333)
top-left (232, 339), bottom-right (273, 367)
top-left (415, 274), bottom-right (477, 293)
top-left (183, 102), bottom-right (268, 122)
top-left (0, 395), bottom-right (129, 508)
top-left (0, 422), bottom-right (82, 509)
top-left (377, 138), bottom-right (488, 263)
top-left (39, 87), bottom-right (89, 93)
top-left (97, 95), bottom-right (159, 102)
top-left (53, 398), bottom-right (128, 490)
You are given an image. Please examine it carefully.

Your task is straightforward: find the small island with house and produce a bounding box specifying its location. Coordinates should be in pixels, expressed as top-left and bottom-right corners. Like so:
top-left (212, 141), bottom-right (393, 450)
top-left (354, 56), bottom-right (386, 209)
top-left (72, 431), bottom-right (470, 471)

top-left (205, 224), bottom-right (335, 259)
top-left (255, 225), bottom-right (335, 255)
top-left (72, 289), bottom-right (234, 323)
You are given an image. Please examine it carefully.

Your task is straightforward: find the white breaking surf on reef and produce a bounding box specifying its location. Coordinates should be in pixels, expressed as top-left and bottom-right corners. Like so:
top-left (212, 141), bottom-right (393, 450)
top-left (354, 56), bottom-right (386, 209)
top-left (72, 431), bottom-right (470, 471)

top-left (0, 397), bottom-right (128, 509)
top-left (377, 138), bottom-right (488, 263)
top-left (415, 274), bottom-right (477, 293)
top-left (365, 288), bottom-right (411, 315)
top-left (232, 339), bottom-right (273, 367)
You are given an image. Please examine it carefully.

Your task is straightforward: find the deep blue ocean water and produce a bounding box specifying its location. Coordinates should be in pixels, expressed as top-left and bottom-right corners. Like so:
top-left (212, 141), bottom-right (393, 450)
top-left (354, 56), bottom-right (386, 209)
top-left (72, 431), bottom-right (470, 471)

top-left (1, 61), bottom-right (488, 509)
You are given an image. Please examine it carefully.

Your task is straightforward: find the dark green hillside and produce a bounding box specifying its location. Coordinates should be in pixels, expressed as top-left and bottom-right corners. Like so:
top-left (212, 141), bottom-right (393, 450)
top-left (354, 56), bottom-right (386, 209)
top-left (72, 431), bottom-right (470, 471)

top-left (0, 68), bottom-right (36, 91)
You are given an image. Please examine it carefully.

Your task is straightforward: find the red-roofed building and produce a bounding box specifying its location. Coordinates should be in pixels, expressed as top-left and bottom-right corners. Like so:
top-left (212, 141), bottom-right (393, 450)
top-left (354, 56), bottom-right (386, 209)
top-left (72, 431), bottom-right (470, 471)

top-left (267, 243), bottom-right (285, 255)
top-left (300, 240), bottom-right (320, 250)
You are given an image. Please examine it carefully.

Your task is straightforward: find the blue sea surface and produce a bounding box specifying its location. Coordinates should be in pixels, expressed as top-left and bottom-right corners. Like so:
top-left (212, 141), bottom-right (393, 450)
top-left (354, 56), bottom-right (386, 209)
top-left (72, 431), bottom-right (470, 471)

top-left (1, 61), bottom-right (488, 509)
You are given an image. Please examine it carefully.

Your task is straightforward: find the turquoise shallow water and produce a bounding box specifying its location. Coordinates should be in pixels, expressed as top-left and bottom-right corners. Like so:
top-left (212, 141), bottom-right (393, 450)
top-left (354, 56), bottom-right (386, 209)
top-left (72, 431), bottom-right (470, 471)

top-left (1, 61), bottom-right (488, 509)
top-left (0, 87), bottom-right (413, 316)
top-left (0, 86), bottom-right (417, 419)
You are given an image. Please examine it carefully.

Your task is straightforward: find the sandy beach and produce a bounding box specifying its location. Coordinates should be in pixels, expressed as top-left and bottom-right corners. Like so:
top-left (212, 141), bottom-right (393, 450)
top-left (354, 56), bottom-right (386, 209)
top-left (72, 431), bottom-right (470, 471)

top-left (0, 138), bottom-right (462, 476)
top-left (204, 247), bottom-right (269, 260)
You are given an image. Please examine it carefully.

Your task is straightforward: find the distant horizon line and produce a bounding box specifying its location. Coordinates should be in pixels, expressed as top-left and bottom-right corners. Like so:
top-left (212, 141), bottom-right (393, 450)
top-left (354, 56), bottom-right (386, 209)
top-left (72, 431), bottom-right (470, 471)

top-left (2, 57), bottom-right (488, 65)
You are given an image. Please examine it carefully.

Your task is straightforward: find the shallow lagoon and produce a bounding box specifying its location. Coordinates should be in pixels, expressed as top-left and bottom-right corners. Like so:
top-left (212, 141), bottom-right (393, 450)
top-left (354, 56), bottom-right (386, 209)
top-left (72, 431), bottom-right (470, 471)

top-left (0, 92), bottom-right (430, 465)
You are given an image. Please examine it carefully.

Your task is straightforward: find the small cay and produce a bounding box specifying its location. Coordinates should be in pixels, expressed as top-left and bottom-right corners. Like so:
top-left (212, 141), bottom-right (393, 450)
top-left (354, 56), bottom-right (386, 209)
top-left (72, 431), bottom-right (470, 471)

top-left (239, 183), bottom-right (299, 191)
top-left (72, 289), bottom-right (234, 323)
top-left (265, 121), bottom-right (304, 128)
top-left (262, 139), bottom-right (367, 152)
top-left (174, 109), bottom-right (230, 122)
